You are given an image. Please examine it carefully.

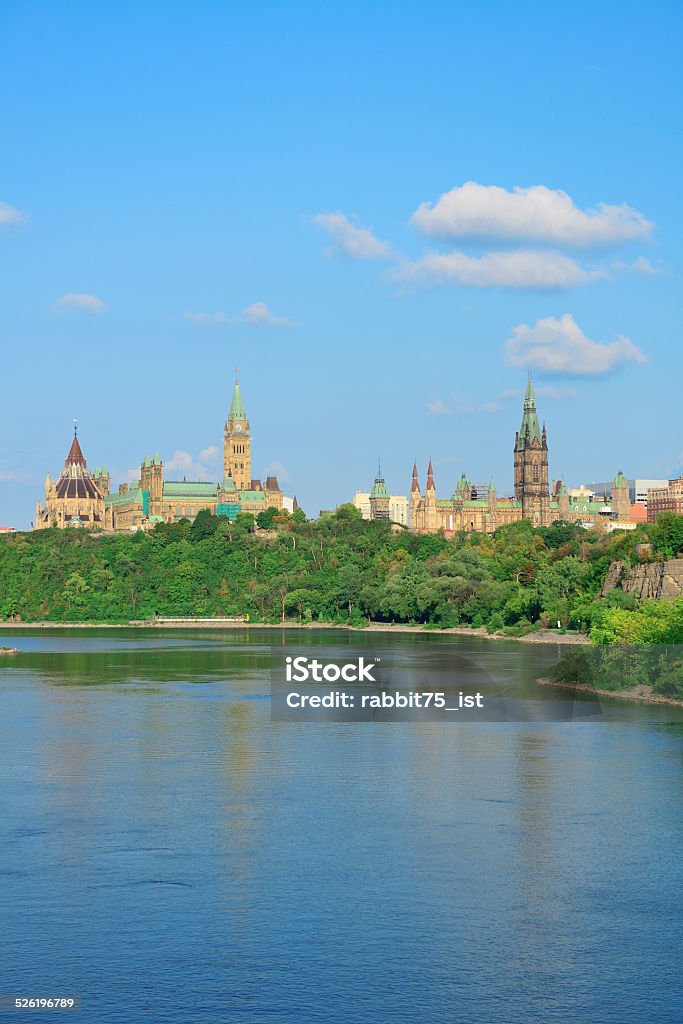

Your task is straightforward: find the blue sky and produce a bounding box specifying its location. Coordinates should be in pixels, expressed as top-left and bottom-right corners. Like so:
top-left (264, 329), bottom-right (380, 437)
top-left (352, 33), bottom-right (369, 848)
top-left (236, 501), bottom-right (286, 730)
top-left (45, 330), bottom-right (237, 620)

top-left (1, 1), bottom-right (681, 527)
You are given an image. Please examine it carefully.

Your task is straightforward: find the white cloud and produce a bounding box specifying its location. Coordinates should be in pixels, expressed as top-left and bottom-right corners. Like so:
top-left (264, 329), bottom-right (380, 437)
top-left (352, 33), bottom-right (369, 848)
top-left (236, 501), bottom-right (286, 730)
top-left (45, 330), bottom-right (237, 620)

top-left (504, 313), bottom-right (647, 376)
top-left (240, 301), bottom-right (297, 327)
top-left (411, 182), bottom-right (653, 247)
top-left (198, 445), bottom-right (220, 463)
top-left (427, 398), bottom-right (451, 415)
top-left (312, 212), bottom-right (393, 261)
top-left (0, 201), bottom-right (24, 227)
top-left (265, 461), bottom-right (291, 483)
top-left (165, 449), bottom-right (214, 481)
top-left (184, 302), bottom-right (297, 328)
top-left (393, 249), bottom-right (603, 289)
top-left (57, 293), bottom-right (108, 314)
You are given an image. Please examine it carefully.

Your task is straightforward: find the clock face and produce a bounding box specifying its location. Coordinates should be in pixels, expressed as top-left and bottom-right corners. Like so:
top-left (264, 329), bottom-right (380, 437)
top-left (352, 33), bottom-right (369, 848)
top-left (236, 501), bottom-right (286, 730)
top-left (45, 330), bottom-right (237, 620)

top-left (234, 424), bottom-right (243, 433)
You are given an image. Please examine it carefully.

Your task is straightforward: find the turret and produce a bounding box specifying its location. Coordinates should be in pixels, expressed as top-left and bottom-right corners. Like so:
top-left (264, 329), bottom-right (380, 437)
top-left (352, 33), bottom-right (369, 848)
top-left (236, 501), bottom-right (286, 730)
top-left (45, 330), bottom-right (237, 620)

top-left (369, 460), bottom-right (390, 521)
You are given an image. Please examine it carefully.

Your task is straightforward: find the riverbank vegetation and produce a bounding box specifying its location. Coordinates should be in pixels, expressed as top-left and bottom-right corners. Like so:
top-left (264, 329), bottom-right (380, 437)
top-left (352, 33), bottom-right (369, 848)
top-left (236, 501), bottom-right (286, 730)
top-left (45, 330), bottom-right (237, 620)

top-left (0, 508), bottom-right (681, 644)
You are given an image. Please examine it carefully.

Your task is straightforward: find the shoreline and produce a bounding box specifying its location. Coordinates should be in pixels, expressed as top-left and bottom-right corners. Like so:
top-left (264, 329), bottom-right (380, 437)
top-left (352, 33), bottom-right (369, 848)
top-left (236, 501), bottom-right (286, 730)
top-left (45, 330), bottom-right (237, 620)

top-left (536, 676), bottom-right (683, 708)
top-left (0, 620), bottom-right (589, 645)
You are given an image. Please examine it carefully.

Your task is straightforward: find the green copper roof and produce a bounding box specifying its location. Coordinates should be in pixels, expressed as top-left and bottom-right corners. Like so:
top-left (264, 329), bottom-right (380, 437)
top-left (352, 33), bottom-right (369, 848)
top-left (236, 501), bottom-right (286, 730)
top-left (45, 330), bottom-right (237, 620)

top-left (229, 376), bottom-right (246, 420)
top-left (613, 470), bottom-right (628, 488)
top-left (558, 480), bottom-right (568, 496)
top-left (105, 485), bottom-right (147, 508)
top-left (370, 463), bottom-right (389, 499)
top-left (239, 490), bottom-right (267, 502)
top-left (222, 475), bottom-right (237, 492)
top-left (516, 375), bottom-right (542, 450)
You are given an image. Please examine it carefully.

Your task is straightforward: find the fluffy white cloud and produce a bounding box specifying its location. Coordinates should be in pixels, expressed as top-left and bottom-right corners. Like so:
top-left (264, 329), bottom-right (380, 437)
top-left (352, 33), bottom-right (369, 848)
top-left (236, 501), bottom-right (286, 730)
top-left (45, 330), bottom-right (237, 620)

top-left (0, 201), bottom-right (24, 227)
top-left (164, 449), bottom-right (215, 481)
top-left (312, 212), bottom-right (393, 261)
top-left (394, 250), bottom-right (602, 289)
top-left (427, 398), bottom-right (451, 415)
top-left (411, 182), bottom-right (653, 247)
top-left (504, 313), bottom-right (647, 376)
top-left (184, 302), bottom-right (297, 327)
top-left (57, 293), bottom-right (108, 314)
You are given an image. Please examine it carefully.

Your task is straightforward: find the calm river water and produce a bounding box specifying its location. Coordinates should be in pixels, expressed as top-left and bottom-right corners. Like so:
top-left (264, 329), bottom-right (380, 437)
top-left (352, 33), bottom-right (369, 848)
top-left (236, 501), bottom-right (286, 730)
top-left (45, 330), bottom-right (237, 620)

top-left (1, 628), bottom-right (682, 1023)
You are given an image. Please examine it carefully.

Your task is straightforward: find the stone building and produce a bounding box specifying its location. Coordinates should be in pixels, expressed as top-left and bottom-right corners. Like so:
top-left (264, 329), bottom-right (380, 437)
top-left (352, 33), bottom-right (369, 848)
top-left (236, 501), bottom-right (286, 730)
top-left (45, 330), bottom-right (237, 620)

top-left (35, 374), bottom-right (283, 531)
top-left (35, 430), bottom-right (109, 529)
top-left (410, 378), bottom-right (634, 535)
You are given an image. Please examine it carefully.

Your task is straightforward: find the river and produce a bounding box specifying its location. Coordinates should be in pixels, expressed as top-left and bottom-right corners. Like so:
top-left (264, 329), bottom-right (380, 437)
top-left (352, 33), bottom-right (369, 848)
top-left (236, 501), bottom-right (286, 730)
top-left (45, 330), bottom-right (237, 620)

top-left (1, 628), bottom-right (682, 1023)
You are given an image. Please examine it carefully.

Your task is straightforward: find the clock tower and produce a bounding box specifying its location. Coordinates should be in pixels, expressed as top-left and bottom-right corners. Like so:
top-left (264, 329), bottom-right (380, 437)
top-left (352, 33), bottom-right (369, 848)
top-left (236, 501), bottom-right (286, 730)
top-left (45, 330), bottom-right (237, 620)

top-left (224, 371), bottom-right (251, 490)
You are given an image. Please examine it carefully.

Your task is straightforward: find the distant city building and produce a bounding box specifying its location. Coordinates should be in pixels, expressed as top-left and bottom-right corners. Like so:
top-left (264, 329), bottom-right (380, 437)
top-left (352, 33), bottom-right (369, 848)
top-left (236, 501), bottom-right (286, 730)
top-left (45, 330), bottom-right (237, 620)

top-left (35, 374), bottom-right (286, 531)
top-left (647, 477), bottom-right (683, 522)
top-left (589, 478), bottom-right (668, 506)
top-left (0, 526), bottom-right (16, 534)
top-left (410, 379), bottom-right (634, 534)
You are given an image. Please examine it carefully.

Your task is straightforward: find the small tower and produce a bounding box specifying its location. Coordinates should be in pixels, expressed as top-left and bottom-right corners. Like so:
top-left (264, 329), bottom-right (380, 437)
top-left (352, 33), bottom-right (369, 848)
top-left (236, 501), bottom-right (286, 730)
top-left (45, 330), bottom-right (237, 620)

top-left (223, 370), bottom-right (251, 491)
top-left (369, 460), bottom-right (391, 521)
top-left (409, 461), bottom-right (421, 529)
top-left (424, 458), bottom-right (438, 531)
top-left (611, 471), bottom-right (631, 520)
top-left (488, 477), bottom-right (497, 511)
top-left (557, 479), bottom-right (570, 519)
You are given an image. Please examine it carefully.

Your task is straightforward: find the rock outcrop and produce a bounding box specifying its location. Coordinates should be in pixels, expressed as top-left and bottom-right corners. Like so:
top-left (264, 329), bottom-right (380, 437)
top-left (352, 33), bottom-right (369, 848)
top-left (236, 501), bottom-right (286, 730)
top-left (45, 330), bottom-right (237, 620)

top-left (601, 559), bottom-right (683, 601)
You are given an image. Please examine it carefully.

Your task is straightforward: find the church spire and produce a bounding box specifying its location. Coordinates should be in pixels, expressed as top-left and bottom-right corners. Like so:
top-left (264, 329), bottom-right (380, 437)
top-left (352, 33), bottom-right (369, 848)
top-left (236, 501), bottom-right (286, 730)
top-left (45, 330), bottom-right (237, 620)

top-left (411, 461), bottom-right (420, 493)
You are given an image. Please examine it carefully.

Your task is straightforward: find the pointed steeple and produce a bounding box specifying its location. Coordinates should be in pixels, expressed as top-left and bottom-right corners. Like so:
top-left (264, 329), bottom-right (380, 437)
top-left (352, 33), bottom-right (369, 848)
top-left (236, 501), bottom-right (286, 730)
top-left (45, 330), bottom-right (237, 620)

top-left (411, 461), bottom-right (420, 493)
top-left (516, 373), bottom-right (542, 450)
top-left (426, 458), bottom-right (435, 491)
top-left (229, 369), bottom-right (246, 420)
top-left (65, 422), bottom-right (86, 468)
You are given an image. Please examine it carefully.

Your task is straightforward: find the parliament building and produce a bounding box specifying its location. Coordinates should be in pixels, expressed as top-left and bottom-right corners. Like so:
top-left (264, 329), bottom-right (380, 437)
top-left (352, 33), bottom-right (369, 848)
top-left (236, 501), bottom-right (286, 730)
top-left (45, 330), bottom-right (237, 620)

top-left (408, 378), bottom-right (632, 533)
top-left (35, 374), bottom-right (283, 531)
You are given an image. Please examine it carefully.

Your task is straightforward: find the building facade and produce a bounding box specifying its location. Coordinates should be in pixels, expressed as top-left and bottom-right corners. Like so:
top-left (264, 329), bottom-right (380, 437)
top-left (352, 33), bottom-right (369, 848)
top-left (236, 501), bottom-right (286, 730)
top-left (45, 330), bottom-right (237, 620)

top-left (647, 477), bottom-right (683, 522)
top-left (410, 378), bottom-right (634, 535)
top-left (35, 374), bottom-right (284, 531)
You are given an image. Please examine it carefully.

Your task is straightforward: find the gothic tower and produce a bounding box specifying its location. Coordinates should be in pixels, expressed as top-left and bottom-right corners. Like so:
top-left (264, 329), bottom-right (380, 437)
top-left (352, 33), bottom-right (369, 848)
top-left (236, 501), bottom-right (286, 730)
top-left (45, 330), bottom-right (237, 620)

top-left (223, 371), bottom-right (251, 490)
top-left (514, 375), bottom-right (550, 525)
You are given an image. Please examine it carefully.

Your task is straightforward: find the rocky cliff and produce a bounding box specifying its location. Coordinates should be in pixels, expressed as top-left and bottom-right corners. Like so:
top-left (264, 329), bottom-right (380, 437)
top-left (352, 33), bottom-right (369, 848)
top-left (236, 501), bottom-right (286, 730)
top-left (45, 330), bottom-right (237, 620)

top-left (601, 559), bottom-right (683, 601)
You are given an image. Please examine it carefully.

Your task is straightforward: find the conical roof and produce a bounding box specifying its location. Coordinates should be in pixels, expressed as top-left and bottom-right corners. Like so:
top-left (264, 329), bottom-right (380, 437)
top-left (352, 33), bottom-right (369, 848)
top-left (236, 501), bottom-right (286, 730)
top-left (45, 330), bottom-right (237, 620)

top-left (229, 374), bottom-right (246, 419)
top-left (65, 432), bottom-right (87, 468)
top-left (516, 374), bottom-right (542, 450)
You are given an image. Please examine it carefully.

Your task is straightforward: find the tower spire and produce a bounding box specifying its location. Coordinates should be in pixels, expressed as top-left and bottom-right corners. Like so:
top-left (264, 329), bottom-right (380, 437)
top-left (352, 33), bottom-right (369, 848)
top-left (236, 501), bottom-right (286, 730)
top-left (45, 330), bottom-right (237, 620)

top-left (229, 371), bottom-right (245, 420)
